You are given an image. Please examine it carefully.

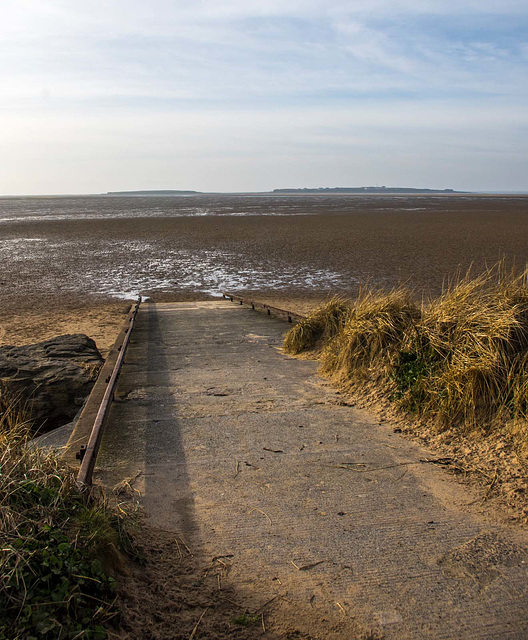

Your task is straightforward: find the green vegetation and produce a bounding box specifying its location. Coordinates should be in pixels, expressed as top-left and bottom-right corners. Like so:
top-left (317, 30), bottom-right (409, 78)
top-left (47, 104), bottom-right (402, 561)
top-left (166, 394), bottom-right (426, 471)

top-left (231, 612), bottom-right (261, 627)
top-left (0, 402), bottom-right (133, 639)
top-left (284, 266), bottom-right (528, 438)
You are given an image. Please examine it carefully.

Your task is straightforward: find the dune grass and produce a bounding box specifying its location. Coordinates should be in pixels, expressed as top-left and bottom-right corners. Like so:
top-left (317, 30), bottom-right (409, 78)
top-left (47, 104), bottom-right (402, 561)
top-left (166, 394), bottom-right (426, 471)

top-left (283, 296), bottom-right (350, 354)
top-left (284, 265), bottom-right (528, 439)
top-left (0, 402), bottom-right (134, 639)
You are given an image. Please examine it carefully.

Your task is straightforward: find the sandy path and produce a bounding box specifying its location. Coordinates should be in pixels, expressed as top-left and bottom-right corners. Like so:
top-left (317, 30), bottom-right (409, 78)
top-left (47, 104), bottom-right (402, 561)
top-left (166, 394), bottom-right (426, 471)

top-left (0, 301), bottom-right (131, 357)
top-left (86, 302), bottom-right (528, 638)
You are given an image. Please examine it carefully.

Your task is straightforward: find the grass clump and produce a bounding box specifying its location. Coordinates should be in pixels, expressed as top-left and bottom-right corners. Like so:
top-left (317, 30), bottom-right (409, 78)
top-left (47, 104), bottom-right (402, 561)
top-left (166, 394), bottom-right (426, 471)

top-left (283, 296), bottom-right (350, 354)
top-left (320, 287), bottom-right (419, 382)
top-left (284, 265), bottom-right (528, 436)
top-left (404, 268), bottom-right (528, 426)
top-left (0, 407), bottom-right (132, 639)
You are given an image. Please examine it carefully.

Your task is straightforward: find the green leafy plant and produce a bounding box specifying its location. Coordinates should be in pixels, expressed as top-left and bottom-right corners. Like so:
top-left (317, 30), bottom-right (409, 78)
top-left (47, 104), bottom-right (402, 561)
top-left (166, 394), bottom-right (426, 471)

top-left (391, 350), bottom-right (431, 407)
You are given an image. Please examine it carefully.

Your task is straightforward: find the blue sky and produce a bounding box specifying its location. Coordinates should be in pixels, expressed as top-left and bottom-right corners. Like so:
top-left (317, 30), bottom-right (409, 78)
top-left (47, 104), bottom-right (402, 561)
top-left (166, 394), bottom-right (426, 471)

top-left (0, 0), bottom-right (527, 193)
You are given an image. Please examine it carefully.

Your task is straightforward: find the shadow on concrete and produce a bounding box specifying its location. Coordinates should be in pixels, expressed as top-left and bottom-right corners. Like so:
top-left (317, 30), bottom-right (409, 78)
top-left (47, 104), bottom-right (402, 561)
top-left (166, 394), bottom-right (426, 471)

top-left (142, 303), bottom-right (199, 537)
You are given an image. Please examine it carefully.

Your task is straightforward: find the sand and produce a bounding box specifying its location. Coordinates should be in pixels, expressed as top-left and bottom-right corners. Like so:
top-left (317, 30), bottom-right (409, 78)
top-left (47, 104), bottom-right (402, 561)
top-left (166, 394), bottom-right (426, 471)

top-left (0, 302), bottom-right (132, 357)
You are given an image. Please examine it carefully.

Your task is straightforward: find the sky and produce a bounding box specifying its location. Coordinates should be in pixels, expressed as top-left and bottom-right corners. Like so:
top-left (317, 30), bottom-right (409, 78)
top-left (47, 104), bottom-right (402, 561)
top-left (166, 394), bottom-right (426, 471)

top-left (0, 0), bottom-right (527, 194)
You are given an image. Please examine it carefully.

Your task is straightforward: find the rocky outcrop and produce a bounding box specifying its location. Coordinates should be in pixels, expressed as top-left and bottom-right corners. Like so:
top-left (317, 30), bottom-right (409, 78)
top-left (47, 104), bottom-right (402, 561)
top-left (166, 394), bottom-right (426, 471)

top-left (0, 334), bottom-right (103, 432)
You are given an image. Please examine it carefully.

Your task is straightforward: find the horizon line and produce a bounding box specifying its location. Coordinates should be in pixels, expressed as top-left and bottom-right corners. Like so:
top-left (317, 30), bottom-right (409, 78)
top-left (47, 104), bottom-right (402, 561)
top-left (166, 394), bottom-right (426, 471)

top-left (1, 188), bottom-right (528, 198)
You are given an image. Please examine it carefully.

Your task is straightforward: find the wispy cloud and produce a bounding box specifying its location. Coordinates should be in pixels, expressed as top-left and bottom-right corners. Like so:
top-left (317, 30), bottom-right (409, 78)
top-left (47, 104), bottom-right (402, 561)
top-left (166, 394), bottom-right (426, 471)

top-left (0, 0), bottom-right (526, 192)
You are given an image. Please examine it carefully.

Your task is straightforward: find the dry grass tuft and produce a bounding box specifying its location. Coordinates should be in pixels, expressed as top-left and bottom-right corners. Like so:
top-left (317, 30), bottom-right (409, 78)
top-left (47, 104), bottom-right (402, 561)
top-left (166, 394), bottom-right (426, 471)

top-left (0, 403), bottom-right (135, 638)
top-left (320, 287), bottom-right (419, 383)
top-left (283, 296), bottom-right (350, 354)
top-left (404, 266), bottom-right (528, 428)
top-left (284, 264), bottom-right (528, 443)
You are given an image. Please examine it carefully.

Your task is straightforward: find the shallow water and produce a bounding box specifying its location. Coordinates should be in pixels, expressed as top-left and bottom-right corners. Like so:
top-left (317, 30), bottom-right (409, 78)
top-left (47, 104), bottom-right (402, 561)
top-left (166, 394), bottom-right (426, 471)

top-left (0, 235), bottom-right (350, 300)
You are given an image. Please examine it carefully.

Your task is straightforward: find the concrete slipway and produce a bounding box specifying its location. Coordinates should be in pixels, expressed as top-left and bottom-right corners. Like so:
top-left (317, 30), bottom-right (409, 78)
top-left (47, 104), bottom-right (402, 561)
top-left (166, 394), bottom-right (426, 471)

top-left (94, 301), bottom-right (528, 639)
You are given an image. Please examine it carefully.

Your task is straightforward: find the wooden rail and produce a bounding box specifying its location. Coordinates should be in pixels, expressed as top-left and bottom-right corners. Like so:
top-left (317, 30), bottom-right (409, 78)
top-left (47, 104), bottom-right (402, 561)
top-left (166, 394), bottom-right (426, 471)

top-left (75, 296), bottom-right (141, 488)
top-left (220, 290), bottom-right (306, 323)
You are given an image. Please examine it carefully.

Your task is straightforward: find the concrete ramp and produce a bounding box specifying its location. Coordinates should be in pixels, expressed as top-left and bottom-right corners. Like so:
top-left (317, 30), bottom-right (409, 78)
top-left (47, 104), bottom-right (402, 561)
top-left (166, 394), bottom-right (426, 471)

top-left (96, 301), bottom-right (528, 639)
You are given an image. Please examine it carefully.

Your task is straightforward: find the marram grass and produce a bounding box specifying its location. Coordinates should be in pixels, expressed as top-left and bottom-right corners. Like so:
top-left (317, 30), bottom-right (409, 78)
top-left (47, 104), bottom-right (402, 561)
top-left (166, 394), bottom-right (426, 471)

top-left (0, 402), bottom-right (134, 639)
top-left (283, 296), bottom-right (350, 354)
top-left (284, 266), bottom-right (528, 435)
top-left (320, 288), bottom-right (420, 381)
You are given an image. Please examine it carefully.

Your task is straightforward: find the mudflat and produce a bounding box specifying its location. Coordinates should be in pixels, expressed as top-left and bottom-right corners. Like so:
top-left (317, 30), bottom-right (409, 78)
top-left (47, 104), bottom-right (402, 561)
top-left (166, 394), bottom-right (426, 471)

top-left (1, 194), bottom-right (527, 349)
top-left (94, 301), bottom-right (528, 639)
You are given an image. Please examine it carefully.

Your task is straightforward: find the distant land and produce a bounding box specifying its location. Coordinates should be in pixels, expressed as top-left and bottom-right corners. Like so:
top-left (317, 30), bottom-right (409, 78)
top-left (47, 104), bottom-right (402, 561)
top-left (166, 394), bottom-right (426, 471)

top-left (272, 186), bottom-right (463, 194)
top-left (106, 190), bottom-right (201, 196)
top-left (104, 186), bottom-right (464, 197)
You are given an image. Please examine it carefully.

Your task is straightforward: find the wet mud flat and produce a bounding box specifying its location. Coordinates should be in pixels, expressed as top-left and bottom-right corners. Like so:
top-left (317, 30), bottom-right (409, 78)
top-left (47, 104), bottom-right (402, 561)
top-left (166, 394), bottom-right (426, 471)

top-left (1, 194), bottom-right (527, 345)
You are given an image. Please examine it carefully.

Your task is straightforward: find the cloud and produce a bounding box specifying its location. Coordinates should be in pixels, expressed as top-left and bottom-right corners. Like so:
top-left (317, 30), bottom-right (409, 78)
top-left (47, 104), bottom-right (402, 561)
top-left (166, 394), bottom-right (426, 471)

top-left (0, 0), bottom-right (526, 192)
top-left (1, 99), bottom-right (526, 190)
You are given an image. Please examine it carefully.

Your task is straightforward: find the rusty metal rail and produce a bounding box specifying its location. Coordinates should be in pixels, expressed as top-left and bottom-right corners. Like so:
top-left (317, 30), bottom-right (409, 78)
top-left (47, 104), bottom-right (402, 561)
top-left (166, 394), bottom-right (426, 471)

top-left (76, 296), bottom-right (141, 488)
top-left (220, 290), bottom-right (306, 323)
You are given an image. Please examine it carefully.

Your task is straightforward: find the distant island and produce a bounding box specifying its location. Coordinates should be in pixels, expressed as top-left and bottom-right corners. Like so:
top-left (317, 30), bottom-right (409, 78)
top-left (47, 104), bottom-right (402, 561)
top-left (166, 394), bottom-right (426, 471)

top-left (103, 186), bottom-right (465, 197)
top-left (105, 190), bottom-right (201, 196)
top-left (272, 186), bottom-right (462, 194)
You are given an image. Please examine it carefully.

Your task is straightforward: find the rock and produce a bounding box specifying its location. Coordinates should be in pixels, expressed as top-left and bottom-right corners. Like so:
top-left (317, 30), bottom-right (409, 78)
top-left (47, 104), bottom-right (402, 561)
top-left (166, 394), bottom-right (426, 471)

top-left (0, 334), bottom-right (103, 432)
